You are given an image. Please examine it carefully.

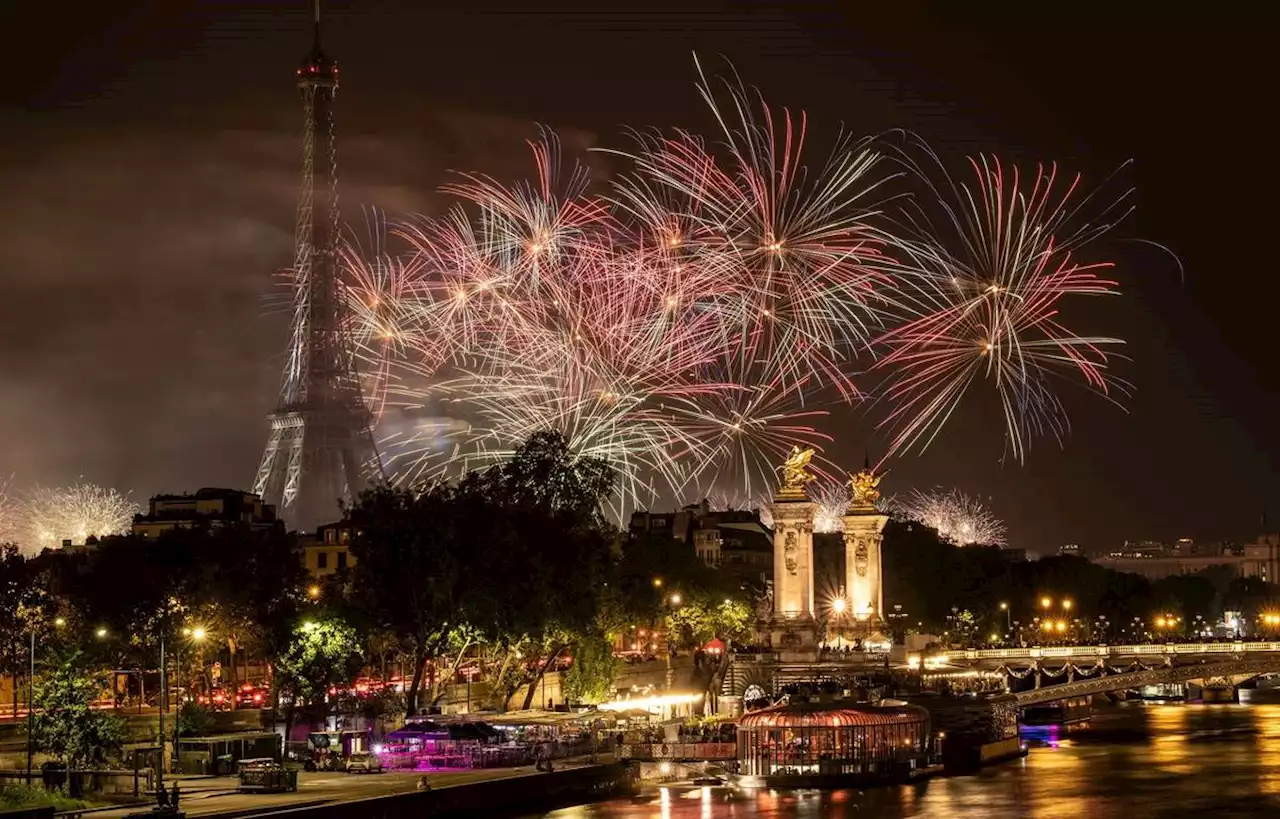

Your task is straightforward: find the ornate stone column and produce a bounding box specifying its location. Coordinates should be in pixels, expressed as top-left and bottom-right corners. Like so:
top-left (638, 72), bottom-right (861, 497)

top-left (841, 466), bottom-right (888, 636)
top-left (771, 498), bottom-right (816, 621)
top-left (766, 446), bottom-right (820, 654)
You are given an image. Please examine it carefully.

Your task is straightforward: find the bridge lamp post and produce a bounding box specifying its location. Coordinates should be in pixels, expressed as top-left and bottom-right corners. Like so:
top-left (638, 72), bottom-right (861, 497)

top-left (1040, 597), bottom-right (1053, 612)
top-left (999, 602), bottom-right (1011, 632)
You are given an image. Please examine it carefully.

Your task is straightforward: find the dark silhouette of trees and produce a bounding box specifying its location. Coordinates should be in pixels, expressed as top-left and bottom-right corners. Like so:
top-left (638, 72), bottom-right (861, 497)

top-left (881, 518), bottom-right (1263, 638)
top-left (346, 431), bottom-right (617, 716)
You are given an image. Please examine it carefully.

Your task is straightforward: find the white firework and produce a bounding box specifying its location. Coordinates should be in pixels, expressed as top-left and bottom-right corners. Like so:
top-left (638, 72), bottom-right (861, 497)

top-left (901, 488), bottom-right (1006, 547)
top-left (812, 482), bottom-right (851, 533)
top-left (22, 483), bottom-right (138, 549)
top-left (0, 474), bottom-right (19, 546)
top-left (708, 490), bottom-right (775, 528)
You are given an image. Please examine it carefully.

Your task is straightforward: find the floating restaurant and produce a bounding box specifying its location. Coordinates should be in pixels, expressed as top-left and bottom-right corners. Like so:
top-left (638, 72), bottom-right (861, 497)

top-left (734, 701), bottom-right (935, 786)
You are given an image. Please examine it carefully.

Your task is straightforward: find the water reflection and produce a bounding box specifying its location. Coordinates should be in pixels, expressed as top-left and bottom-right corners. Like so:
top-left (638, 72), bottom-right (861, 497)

top-left (534, 704), bottom-right (1280, 818)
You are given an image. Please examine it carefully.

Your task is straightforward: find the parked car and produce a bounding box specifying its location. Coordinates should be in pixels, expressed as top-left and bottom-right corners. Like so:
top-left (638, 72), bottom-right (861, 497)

top-left (344, 752), bottom-right (383, 774)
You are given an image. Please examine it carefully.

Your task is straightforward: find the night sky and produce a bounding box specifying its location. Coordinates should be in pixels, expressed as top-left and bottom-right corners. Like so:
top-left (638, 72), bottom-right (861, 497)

top-left (0, 2), bottom-right (1271, 555)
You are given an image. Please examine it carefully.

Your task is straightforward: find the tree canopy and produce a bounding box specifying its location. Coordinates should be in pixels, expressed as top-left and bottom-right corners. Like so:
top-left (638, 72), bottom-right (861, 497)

top-left (346, 431), bottom-right (618, 715)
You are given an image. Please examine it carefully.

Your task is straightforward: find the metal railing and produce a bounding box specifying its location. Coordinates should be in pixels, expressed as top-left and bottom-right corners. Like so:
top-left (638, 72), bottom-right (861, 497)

top-left (1014, 656), bottom-right (1280, 706)
top-left (942, 642), bottom-right (1280, 663)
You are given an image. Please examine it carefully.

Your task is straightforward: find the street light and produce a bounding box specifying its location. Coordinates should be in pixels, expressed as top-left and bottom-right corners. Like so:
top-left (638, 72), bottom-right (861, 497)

top-left (95, 627), bottom-right (108, 639)
top-left (831, 597), bottom-right (847, 615)
top-left (27, 617), bottom-right (68, 783)
top-left (669, 593), bottom-right (682, 607)
top-left (999, 602), bottom-right (1011, 631)
top-left (1041, 597), bottom-right (1053, 611)
top-left (1062, 599), bottom-right (1074, 612)
top-left (307, 585), bottom-right (321, 600)
top-left (174, 626), bottom-right (208, 772)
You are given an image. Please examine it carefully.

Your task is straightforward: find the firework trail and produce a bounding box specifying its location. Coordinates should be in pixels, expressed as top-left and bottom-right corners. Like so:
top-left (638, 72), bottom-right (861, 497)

top-left (21, 483), bottom-right (138, 550)
top-left (873, 138), bottom-right (1132, 463)
top-left (708, 491), bottom-right (775, 528)
top-left (330, 61), bottom-right (1137, 515)
top-left (812, 481), bottom-right (851, 533)
top-left (0, 474), bottom-right (19, 546)
top-left (348, 65), bottom-right (895, 517)
top-left (900, 487), bottom-right (1007, 547)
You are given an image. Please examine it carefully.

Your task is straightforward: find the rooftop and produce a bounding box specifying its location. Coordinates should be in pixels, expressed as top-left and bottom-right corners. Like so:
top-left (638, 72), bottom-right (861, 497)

top-left (738, 701), bottom-right (929, 729)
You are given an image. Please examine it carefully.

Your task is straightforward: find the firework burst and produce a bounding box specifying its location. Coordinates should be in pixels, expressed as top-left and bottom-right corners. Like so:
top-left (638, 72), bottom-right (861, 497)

top-left (811, 481), bottom-right (852, 533)
top-left (0, 474), bottom-right (19, 546)
top-left (874, 139), bottom-right (1132, 462)
top-left (349, 65), bottom-right (895, 517)
top-left (21, 483), bottom-right (138, 550)
top-left (330, 60), bottom-right (1139, 516)
top-left (901, 487), bottom-right (1006, 547)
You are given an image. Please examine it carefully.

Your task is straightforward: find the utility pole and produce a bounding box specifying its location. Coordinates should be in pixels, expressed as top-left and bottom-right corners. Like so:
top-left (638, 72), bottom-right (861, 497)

top-left (157, 637), bottom-right (166, 795)
top-left (26, 630), bottom-right (34, 784)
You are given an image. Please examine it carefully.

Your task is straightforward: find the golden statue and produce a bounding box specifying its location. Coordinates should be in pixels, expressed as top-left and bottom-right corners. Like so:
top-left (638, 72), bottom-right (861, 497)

top-left (849, 468), bottom-right (881, 509)
top-left (779, 446), bottom-right (817, 494)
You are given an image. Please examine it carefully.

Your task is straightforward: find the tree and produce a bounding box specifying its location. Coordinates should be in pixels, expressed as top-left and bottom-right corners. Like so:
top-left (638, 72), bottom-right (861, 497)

top-left (176, 701), bottom-right (217, 738)
top-left (1226, 576), bottom-right (1273, 624)
top-left (182, 525), bottom-right (305, 705)
top-left (274, 618), bottom-right (363, 705)
top-left (48, 535), bottom-right (187, 670)
top-left (347, 483), bottom-right (470, 717)
top-left (478, 434), bottom-right (616, 710)
top-left (666, 596), bottom-right (752, 648)
top-left (562, 632), bottom-right (616, 705)
top-left (31, 652), bottom-right (126, 770)
top-left (273, 617), bottom-right (363, 728)
top-left (0, 546), bottom-right (45, 719)
top-left (1150, 574), bottom-right (1218, 622)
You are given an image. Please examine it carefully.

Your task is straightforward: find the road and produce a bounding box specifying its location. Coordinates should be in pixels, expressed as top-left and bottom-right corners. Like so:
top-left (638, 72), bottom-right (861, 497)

top-left (87, 763), bottom-right (592, 819)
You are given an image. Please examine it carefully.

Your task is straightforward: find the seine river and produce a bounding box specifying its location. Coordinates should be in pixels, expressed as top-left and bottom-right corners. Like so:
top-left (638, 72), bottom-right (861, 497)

top-left (535, 700), bottom-right (1280, 818)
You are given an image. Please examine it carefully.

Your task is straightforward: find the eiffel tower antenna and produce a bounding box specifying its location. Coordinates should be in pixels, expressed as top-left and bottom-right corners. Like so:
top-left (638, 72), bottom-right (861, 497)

top-left (252, 2), bottom-right (383, 531)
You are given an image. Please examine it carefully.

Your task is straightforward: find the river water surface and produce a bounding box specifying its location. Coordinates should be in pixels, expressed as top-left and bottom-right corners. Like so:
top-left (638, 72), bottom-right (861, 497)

top-left (534, 701), bottom-right (1280, 818)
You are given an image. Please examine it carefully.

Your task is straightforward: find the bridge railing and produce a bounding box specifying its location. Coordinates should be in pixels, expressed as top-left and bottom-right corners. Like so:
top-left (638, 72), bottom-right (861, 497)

top-left (942, 642), bottom-right (1280, 663)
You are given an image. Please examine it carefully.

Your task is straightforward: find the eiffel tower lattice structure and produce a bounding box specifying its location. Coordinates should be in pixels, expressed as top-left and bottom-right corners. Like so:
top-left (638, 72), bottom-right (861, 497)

top-left (253, 2), bottom-right (382, 531)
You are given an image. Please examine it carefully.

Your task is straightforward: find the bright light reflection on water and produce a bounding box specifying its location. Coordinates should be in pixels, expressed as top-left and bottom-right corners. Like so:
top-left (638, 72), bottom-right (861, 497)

top-left (530, 703), bottom-right (1280, 818)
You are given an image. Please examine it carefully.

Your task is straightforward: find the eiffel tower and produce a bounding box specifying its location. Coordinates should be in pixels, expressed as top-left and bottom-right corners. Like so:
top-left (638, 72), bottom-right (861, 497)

top-left (253, 1), bottom-right (381, 531)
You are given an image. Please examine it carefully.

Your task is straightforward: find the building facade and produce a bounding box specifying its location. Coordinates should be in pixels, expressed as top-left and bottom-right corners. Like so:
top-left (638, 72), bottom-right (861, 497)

top-left (132, 488), bottom-right (278, 538)
top-left (300, 519), bottom-right (357, 578)
top-left (629, 502), bottom-right (772, 592)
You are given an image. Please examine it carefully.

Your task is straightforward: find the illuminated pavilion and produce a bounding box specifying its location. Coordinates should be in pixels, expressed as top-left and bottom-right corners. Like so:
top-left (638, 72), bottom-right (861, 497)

top-left (735, 701), bottom-right (932, 783)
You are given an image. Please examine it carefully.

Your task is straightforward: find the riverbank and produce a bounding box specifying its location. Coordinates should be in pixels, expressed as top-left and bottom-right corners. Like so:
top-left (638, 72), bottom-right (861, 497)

top-left (232, 764), bottom-right (631, 819)
top-left (78, 762), bottom-right (631, 819)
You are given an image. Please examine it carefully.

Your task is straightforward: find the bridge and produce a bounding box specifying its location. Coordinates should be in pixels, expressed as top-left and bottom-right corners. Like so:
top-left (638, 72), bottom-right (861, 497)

top-left (719, 643), bottom-right (1280, 705)
top-left (1011, 656), bottom-right (1280, 706)
top-left (933, 643), bottom-right (1280, 706)
top-left (940, 641), bottom-right (1280, 666)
